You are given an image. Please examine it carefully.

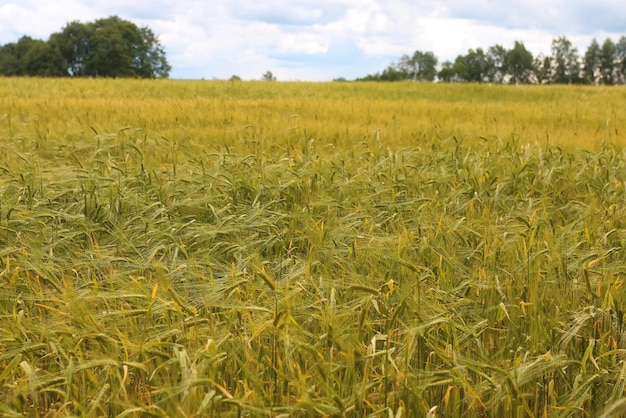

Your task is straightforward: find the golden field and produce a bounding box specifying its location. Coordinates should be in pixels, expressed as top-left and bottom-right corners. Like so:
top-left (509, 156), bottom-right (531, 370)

top-left (1, 78), bottom-right (624, 151)
top-left (0, 78), bottom-right (626, 417)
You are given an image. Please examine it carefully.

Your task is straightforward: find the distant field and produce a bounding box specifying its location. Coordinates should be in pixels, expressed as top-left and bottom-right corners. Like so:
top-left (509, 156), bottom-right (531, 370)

top-left (1, 78), bottom-right (624, 150)
top-left (1, 78), bottom-right (626, 417)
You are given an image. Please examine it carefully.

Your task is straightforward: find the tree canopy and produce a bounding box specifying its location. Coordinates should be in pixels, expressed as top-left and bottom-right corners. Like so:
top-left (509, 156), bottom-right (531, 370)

top-left (0, 16), bottom-right (170, 78)
top-left (360, 36), bottom-right (626, 85)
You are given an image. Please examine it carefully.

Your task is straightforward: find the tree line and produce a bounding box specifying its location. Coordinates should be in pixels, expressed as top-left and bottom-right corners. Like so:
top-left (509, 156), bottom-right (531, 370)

top-left (358, 36), bottom-right (626, 85)
top-left (0, 16), bottom-right (171, 78)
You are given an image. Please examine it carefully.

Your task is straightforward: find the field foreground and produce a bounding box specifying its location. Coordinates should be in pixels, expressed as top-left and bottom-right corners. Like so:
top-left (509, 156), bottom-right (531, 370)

top-left (1, 79), bottom-right (626, 416)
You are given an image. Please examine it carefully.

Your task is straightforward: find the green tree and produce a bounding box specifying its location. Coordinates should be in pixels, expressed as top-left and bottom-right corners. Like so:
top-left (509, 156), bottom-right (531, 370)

top-left (89, 17), bottom-right (137, 77)
top-left (357, 65), bottom-right (405, 81)
top-left (24, 39), bottom-right (66, 76)
top-left (616, 36), bottom-right (626, 84)
top-left (454, 48), bottom-right (491, 82)
top-left (396, 50), bottom-right (438, 81)
top-left (600, 38), bottom-right (617, 85)
top-left (441, 58), bottom-right (473, 82)
top-left (261, 71), bottom-right (276, 81)
top-left (48, 16), bottom-right (170, 78)
top-left (583, 39), bottom-right (602, 84)
top-left (533, 54), bottom-right (552, 84)
top-left (391, 56), bottom-right (411, 79)
top-left (133, 26), bottom-right (171, 78)
top-left (551, 36), bottom-right (582, 84)
top-left (506, 41), bottom-right (534, 84)
top-left (360, 50), bottom-right (437, 82)
top-left (49, 21), bottom-right (93, 76)
top-left (487, 44), bottom-right (509, 83)
top-left (437, 61), bottom-right (455, 82)
top-left (0, 35), bottom-right (66, 77)
top-left (0, 41), bottom-right (23, 76)
top-left (379, 65), bottom-right (406, 81)
top-left (452, 58), bottom-right (468, 81)
top-left (0, 36), bottom-right (35, 75)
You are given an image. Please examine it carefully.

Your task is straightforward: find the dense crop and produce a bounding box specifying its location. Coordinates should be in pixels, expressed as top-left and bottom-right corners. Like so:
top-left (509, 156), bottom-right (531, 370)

top-left (0, 79), bottom-right (626, 417)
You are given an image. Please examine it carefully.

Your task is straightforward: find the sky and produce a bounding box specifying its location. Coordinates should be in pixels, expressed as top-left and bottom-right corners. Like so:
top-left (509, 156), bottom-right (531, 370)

top-left (0, 0), bottom-right (625, 81)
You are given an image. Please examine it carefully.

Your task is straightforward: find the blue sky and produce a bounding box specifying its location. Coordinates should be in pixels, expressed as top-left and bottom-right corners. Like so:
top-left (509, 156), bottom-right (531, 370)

top-left (1, 0), bottom-right (625, 80)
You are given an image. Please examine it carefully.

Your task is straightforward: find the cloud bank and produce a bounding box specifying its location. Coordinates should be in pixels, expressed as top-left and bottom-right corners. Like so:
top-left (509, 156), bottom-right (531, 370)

top-left (1, 0), bottom-right (625, 80)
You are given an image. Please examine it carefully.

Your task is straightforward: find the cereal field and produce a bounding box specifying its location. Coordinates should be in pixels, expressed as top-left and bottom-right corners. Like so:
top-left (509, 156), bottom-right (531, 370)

top-left (1, 78), bottom-right (626, 417)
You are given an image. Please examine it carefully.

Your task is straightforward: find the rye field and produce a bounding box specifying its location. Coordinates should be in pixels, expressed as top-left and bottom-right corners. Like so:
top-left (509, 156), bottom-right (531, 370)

top-left (1, 78), bottom-right (626, 417)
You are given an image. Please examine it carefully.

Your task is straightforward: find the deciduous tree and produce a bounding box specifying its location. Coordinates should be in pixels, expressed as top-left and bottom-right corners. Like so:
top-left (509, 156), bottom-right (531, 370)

top-left (507, 41), bottom-right (534, 84)
top-left (396, 50), bottom-right (438, 81)
top-left (551, 36), bottom-right (582, 84)
top-left (583, 39), bottom-right (602, 84)
top-left (0, 16), bottom-right (170, 78)
top-left (533, 54), bottom-right (552, 84)
top-left (261, 71), bottom-right (276, 81)
top-left (455, 48), bottom-right (491, 82)
top-left (615, 36), bottom-right (626, 84)
top-left (487, 44), bottom-right (509, 83)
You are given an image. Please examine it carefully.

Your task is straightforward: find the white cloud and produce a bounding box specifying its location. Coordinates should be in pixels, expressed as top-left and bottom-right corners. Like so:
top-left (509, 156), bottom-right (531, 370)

top-left (278, 32), bottom-right (329, 55)
top-left (0, 0), bottom-right (624, 80)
